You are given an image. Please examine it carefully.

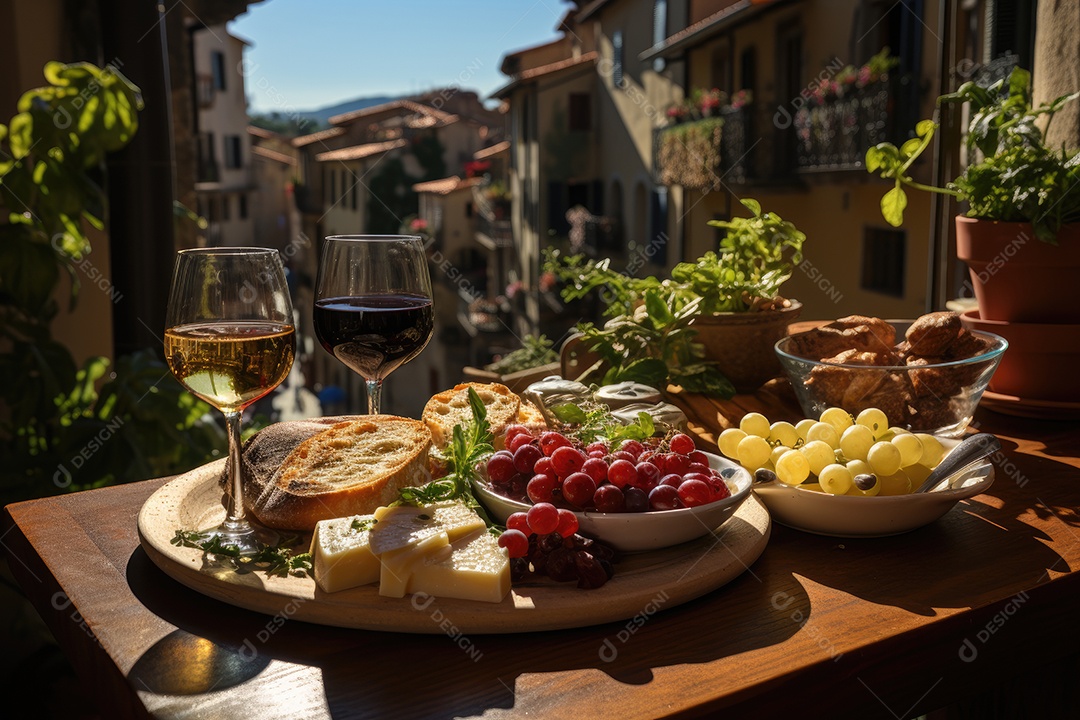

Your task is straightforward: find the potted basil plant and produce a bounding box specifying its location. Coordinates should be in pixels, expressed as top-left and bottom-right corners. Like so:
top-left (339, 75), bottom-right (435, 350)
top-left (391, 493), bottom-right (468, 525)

top-left (544, 198), bottom-right (805, 395)
top-left (867, 67), bottom-right (1080, 405)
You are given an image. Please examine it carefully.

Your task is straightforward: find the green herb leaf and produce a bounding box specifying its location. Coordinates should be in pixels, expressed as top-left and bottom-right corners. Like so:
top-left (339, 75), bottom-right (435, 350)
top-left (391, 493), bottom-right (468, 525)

top-left (551, 402), bottom-right (588, 424)
top-left (881, 184), bottom-right (908, 227)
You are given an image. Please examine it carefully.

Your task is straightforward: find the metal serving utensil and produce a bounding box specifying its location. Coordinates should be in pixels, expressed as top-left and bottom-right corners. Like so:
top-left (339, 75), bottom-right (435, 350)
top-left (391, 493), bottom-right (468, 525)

top-left (913, 433), bottom-right (1001, 494)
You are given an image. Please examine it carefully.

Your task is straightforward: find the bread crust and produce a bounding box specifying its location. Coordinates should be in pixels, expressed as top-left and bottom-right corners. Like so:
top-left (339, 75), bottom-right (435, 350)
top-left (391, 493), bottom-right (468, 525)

top-left (422, 382), bottom-right (520, 449)
top-left (238, 415), bottom-right (432, 531)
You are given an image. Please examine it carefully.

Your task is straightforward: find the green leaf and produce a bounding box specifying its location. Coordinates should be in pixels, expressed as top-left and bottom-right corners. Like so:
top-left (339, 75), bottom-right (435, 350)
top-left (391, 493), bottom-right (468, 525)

top-left (739, 197), bottom-right (761, 217)
top-left (551, 402), bottom-right (588, 424)
top-left (613, 358), bottom-right (668, 387)
top-left (880, 184), bottom-right (908, 227)
top-left (643, 287), bottom-right (675, 326)
top-left (915, 119), bottom-right (937, 138)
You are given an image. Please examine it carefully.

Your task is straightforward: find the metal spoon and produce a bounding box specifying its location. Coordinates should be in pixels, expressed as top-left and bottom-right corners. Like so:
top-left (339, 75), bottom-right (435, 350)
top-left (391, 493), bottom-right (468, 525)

top-left (913, 432), bottom-right (1001, 494)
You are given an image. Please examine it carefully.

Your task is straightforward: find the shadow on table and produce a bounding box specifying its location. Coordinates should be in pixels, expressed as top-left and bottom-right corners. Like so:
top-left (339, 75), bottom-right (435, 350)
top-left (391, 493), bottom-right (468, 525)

top-left (125, 541), bottom-right (811, 719)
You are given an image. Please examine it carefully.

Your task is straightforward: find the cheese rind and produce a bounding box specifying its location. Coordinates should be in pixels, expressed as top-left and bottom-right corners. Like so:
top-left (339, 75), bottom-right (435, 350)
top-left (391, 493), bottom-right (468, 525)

top-left (311, 514), bottom-right (380, 593)
top-left (405, 530), bottom-right (511, 603)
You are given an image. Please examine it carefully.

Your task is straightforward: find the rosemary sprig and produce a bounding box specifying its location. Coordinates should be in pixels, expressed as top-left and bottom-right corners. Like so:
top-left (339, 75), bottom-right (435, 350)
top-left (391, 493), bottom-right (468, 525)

top-left (170, 529), bottom-right (312, 578)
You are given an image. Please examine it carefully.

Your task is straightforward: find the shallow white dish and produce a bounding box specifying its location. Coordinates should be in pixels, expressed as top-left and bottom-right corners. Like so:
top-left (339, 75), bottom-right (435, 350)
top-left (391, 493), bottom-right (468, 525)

top-left (752, 438), bottom-right (995, 537)
top-left (471, 452), bottom-right (754, 552)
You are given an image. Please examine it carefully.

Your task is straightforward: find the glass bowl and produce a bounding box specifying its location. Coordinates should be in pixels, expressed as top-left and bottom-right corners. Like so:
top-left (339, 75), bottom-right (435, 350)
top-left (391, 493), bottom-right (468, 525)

top-left (470, 452), bottom-right (754, 552)
top-left (774, 324), bottom-right (1007, 437)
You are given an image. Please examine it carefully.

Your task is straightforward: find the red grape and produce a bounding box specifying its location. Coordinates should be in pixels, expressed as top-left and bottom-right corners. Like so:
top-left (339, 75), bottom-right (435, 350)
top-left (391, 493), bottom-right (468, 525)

top-left (620, 440), bottom-right (645, 459)
top-left (649, 484), bottom-right (680, 510)
top-left (683, 472), bottom-right (712, 487)
top-left (556, 508), bottom-right (579, 537)
top-left (551, 446), bottom-right (586, 478)
top-left (593, 484), bottom-right (626, 512)
top-left (678, 479), bottom-right (713, 507)
top-left (534, 456), bottom-right (554, 477)
top-left (688, 462), bottom-right (710, 475)
top-left (539, 431), bottom-right (572, 457)
top-left (506, 512), bottom-right (530, 535)
top-left (487, 454), bottom-right (516, 484)
top-left (624, 486), bottom-right (649, 512)
top-left (498, 529), bottom-right (530, 558)
top-left (526, 503), bottom-right (559, 535)
top-left (612, 450), bottom-right (637, 464)
top-left (660, 473), bottom-right (683, 488)
top-left (607, 459), bottom-right (638, 488)
top-left (587, 450), bottom-right (607, 459)
top-left (665, 453), bottom-right (691, 475)
top-left (633, 461), bottom-right (661, 490)
top-left (562, 472), bottom-right (597, 507)
top-left (582, 457), bottom-right (609, 483)
top-left (508, 432), bottom-right (535, 453)
top-left (585, 441), bottom-right (609, 456)
top-left (711, 478), bottom-right (732, 500)
top-left (688, 450), bottom-right (710, 467)
top-left (669, 433), bottom-right (696, 455)
top-left (503, 424), bottom-right (532, 445)
top-left (513, 443), bottom-right (543, 474)
top-left (527, 473), bottom-right (558, 503)
top-left (639, 450), bottom-right (656, 465)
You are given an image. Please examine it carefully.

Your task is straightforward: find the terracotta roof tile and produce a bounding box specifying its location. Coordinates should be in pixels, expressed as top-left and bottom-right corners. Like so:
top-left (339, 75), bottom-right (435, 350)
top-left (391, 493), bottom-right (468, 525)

top-left (315, 138), bottom-right (406, 162)
top-left (411, 175), bottom-right (483, 195)
top-left (328, 99), bottom-right (458, 127)
top-left (251, 145), bottom-right (298, 166)
top-left (292, 126), bottom-right (346, 147)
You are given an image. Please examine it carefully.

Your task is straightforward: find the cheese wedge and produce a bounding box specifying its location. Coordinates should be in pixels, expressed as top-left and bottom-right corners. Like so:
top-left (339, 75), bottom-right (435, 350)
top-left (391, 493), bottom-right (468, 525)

top-left (310, 514), bottom-right (380, 593)
top-left (368, 502), bottom-right (486, 556)
top-left (378, 530), bottom-right (451, 598)
top-left (312, 501), bottom-right (488, 595)
top-left (406, 530), bottom-right (510, 604)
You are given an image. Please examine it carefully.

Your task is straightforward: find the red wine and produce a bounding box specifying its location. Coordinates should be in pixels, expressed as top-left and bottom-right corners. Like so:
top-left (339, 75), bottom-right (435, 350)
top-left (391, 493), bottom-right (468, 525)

top-left (314, 294), bottom-right (434, 380)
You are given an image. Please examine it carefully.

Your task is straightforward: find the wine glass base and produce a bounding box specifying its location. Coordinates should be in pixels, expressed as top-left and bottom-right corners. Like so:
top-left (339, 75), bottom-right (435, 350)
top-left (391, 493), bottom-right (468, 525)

top-left (202, 520), bottom-right (281, 556)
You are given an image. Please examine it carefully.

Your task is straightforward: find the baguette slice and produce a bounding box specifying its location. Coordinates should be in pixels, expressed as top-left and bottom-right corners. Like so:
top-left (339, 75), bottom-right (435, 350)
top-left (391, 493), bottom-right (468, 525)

top-left (240, 415), bottom-right (432, 531)
top-left (422, 382), bottom-right (520, 450)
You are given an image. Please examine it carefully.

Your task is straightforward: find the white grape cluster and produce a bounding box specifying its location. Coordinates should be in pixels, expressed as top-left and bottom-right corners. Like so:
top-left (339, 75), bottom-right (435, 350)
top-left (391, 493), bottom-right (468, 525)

top-left (718, 408), bottom-right (947, 496)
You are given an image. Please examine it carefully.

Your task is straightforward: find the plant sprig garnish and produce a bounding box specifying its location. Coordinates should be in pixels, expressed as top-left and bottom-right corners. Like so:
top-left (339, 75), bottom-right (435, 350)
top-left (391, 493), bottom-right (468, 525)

top-left (171, 530), bottom-right (313, 578)
top-left (393, 387), bottom-right (499, 530)
top-left (550, 402), bottom-right (656, 445)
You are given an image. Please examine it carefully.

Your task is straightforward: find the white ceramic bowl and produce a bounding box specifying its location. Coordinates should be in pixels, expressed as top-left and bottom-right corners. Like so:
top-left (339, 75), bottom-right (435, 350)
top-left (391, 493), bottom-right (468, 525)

top-left (752, 439), bottom-right (995, 537)
top-left (471, 452), bottom-right (754, 552)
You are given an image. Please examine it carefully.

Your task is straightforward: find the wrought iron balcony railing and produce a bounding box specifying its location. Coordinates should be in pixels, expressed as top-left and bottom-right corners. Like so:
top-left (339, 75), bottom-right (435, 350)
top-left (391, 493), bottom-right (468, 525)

top-left (653, 106), bottom-right (754, 190)
top-left (794, 75), bottom-right (912, 172)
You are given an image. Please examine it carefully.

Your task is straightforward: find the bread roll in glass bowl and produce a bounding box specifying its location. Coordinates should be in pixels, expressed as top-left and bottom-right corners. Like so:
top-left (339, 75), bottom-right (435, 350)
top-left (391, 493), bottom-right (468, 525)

top-left (775, 321), bottom-right (1007, 438)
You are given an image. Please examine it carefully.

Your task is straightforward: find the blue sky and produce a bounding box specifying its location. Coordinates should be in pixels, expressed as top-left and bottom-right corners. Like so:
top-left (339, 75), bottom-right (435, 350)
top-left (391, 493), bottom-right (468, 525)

top-left (230, 0), bottom-right (569, 113)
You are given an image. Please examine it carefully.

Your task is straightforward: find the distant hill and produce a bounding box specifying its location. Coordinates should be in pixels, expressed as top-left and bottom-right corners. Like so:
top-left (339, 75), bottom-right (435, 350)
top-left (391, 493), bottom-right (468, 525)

top-left (299, 94), bottom-right (405, 125)
top-left (249, 94), bottom-right (406, 136)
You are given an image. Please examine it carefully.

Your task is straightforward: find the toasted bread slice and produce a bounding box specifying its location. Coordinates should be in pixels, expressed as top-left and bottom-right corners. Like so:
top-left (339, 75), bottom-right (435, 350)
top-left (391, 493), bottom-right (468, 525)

top-left (422, 382), bottom-right (520, 450)
top-left (240, 415), bottom-right (432, 531)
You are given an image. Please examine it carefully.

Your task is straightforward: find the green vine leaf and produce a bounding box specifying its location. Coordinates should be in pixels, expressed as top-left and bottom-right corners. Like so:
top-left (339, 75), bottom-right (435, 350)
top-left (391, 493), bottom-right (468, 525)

top-left (881, 184), bottom-right (908, 227)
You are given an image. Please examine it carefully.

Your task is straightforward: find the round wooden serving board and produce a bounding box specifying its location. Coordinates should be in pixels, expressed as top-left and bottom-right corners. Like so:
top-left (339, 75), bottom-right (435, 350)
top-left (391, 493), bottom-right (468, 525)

top-left (137, 460), bottom-right (771, 634)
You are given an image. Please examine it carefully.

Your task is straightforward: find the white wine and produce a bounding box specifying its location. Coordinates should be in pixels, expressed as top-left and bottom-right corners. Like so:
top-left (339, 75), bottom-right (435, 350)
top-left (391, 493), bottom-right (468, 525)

top-left (165, 322), bottom-right (295, 412)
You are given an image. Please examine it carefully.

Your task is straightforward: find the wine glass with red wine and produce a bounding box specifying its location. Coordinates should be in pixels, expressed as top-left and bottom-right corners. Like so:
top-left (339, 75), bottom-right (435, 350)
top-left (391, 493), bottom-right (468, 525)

top-left (164, 247), bottom-right (295, 553)
top-left (314, 235), bottom-right (434, 414)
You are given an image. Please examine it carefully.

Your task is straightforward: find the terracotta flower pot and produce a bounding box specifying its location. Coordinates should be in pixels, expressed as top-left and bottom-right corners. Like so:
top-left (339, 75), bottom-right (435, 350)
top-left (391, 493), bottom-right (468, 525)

top-left (955, 217), bottom-right (1080, 324)
top-left (959, 308), bottom-right (1080, 402)
top-left (691, 301), bottom-right (803, 393)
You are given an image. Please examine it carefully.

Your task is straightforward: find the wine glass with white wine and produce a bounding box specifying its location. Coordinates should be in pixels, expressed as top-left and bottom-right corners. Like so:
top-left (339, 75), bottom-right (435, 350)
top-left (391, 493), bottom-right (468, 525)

top-left (164, 247), bottom-right (295, 554)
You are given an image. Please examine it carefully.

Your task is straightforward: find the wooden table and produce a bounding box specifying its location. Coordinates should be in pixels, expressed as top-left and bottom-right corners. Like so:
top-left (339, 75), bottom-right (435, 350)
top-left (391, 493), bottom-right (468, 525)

top-left (4, 402), bottom-right (1080, 719)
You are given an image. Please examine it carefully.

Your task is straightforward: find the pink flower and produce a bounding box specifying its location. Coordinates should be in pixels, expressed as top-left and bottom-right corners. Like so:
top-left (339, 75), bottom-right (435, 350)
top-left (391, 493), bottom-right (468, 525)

top-left (410, 218), bottom-right (428, 232)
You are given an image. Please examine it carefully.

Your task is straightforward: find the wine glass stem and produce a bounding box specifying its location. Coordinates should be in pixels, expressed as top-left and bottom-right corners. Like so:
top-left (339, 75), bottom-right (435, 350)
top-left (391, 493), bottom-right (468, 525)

top-left (366, 379), bottom-right (382, 415)
top-left (223, 410), bottom-right (249, 532)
